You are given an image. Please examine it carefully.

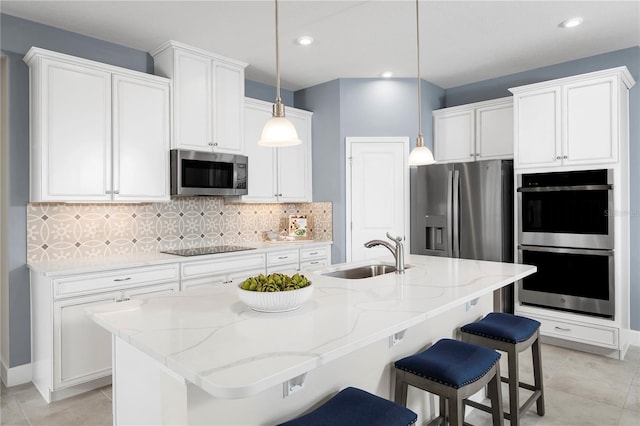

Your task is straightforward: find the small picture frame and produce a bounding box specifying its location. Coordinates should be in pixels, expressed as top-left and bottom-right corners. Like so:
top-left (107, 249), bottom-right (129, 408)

top-left (288, 215), bottom-right (309, 239)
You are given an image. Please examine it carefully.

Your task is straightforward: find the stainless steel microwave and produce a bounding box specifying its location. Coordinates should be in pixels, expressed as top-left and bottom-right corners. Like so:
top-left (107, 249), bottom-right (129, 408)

top-left (170, 149), bottom-right (248, 196)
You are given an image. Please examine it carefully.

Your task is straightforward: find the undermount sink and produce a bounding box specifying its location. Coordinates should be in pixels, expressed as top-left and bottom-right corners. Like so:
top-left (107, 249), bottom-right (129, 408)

top-left (322, 264), bottom-right (403, 279)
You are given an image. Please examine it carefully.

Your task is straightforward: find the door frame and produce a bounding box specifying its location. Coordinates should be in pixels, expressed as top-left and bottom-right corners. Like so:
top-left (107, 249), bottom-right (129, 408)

top-left (345, 136), bottom-right (410, 262)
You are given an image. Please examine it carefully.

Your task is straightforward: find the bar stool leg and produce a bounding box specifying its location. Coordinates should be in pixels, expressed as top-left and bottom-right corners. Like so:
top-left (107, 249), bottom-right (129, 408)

top-left (488, 365), bottom-right (505, 426)
top-left (395, 370), bottom-right (408, 406)
top-left (507, 347), bottom-right (520, 426)
top-left (449, 395), bottom-right (464, 426)
top-left (532, 338), bottom-right (545, 416)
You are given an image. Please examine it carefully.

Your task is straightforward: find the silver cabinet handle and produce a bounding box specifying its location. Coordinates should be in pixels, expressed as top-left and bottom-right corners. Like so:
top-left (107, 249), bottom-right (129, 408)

top-left (113, 190), bottom-right (120, 194)
top-left (278, 193), bottom-right (283, 197)
top-left (555, 326), bottom-right (571, 332)
top-left (278, 256), bottom-right (288, 260)
top-left (106, 190), bottom-right (113, 194)
top-left (556, 156), bottom-right (561, 160)
top-left (310, 261), bottom-right (319, 265)
top-left (563, 155), bottom-right (568, 159)
top-left (308, 252), bottom-right (318, 256)
top-left (113, 277), bottom-right (132, 282)
top-left (222, 280), bottom-right (233, 284)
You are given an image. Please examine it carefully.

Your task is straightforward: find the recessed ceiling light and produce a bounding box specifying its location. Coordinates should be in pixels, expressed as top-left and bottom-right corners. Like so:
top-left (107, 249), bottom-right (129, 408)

top-left (381, 71), bottom-right (393, 78)
top-left (296, 36), bottom-right (314, 46)
top-left (559, 17), bottom-right (583, 28)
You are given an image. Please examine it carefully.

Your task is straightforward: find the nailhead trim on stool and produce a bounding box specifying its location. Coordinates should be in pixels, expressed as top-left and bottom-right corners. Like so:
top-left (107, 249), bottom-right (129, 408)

top-left (461, 312), bottom-right (545, 426)
top-left (394, 338), bottom-right (505, 426)
top-left (277, 386), bottom-right (417, 426)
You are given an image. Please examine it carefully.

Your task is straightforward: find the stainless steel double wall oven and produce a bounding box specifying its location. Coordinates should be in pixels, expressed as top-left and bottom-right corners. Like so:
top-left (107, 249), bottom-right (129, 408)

top-left (517, 169), bottom-right (615, 318)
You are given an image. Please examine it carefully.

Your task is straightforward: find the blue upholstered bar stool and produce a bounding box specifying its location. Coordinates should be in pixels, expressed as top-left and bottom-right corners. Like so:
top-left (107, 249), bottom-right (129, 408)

top-left (461, 312), bottom-right (545, 426)
top-left (394, 338), bottom-right (504, 426)
top-left (277, 386), bottom-right (417, 426)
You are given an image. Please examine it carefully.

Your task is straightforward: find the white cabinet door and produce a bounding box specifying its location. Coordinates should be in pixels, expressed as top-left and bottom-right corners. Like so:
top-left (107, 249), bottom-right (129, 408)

top-left (476, 102), bottom-right (513, 159)
top-left (434, 110), bottom-right (474, 163)
top-left (213, 62), bottom-right (244, 153)
top-left (514, 88), bottom-right (561, 169)
top-left (37, 58), bottom-right (112, 202)
top-left (242, 100), bottom-right (278, 202)
top-left (563, 77), bottom-right (618, 165)
top-left (277, 110), bottom-right (312, 202)
top-left (112, 74), bottom-right (170, 202)
top-left (54, 292), bottom-right (120, 388)
top-left (152, 42), bottom-right (247, 154)
top-left (173, 48), bottom-right (212, 152)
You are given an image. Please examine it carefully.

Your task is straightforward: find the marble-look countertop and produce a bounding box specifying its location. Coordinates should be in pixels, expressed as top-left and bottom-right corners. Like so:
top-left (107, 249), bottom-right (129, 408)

top-left (87, 255), bottom-right (536, 399)
top-left (27, 240), bottom-right (332, 276)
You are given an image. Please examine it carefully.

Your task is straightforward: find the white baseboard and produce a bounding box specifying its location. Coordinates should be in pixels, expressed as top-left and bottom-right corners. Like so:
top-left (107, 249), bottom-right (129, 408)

top-left (1, 359), bottom-right (32, 387)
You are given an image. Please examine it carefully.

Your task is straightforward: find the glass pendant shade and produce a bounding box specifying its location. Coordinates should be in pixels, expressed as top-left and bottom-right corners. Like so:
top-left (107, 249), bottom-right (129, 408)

top-left (408, 135), bottom-right (436, 166)
top-left (259, 116), bottom-right (301, 147)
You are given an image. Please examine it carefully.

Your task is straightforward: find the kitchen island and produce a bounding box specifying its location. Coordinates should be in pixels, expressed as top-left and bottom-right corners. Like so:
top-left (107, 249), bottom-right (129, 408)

top-left (87, 255), bottom-right (535, 425)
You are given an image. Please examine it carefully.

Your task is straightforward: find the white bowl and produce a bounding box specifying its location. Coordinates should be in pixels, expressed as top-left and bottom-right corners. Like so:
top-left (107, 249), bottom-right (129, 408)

top-left (237, 284), bottom-right (313, 312)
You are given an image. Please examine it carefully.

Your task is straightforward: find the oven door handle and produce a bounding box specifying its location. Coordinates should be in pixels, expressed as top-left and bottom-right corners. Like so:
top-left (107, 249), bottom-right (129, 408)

top-left (517, 184), bottom-right (612, 192)
top-left (518, 245), bottom-right (614, 256)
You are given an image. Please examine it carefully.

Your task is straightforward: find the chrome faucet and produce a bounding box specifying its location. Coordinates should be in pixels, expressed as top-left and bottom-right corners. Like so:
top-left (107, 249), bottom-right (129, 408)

top-left (364, 232), bottom-right (405, 273)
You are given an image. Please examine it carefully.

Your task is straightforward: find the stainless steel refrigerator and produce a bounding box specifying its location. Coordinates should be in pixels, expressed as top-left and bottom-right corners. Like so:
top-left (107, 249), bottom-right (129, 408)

top-left (410, 159), bottom-right (514, 311)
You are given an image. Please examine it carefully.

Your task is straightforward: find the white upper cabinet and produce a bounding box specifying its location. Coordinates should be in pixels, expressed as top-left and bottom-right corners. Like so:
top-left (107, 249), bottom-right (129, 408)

top-left (510, 67), bottom-right (635, 170)
top-left (24, 48), bottom-right (171, 202)
top-left (241, 98), bottom-right (313, 203)
top-left (151, 41), bottom-right (248, 154)
top-left (433, 97), bottom-right (513, 163)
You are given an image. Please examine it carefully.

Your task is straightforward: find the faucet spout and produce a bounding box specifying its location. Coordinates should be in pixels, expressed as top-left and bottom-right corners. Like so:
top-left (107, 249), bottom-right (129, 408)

top-left (363, 233), bottom-right (405, 273)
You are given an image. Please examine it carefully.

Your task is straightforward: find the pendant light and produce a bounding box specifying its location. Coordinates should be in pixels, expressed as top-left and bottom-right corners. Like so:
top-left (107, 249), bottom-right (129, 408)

top-left (259, 0), bottom-right (301, 147)
top-left (408, 0), bottom-right (436, 166)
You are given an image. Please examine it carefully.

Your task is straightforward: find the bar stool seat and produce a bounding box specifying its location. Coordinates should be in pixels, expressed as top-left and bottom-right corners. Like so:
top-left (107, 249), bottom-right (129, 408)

top-left (278, 386), bottom-right (417, 426)
top-left (394, 338), bottom-right (504, 426)
top-left (461, 312), bottom-right (545, 426)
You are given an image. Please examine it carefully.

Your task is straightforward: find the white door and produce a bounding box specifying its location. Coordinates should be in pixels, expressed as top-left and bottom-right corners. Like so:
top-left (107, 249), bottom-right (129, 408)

top-left (347, 137), bottom-right (409, 262)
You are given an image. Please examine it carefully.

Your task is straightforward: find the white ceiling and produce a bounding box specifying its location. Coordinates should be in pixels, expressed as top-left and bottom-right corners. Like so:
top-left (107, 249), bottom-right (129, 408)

top-left (2, 0), bottom-right (639, 90)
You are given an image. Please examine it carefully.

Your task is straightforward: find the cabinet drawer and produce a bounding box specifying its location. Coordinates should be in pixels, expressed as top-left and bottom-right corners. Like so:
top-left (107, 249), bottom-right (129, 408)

top-left (300, 259), bottom-right (329, 271)
top-left (181, 254), bottom-right (266, 280)
top-left (523, 312), bottom-right (618, 349)
top-left (300, 246), bottom-right (329, 261)
top-left (53, 264), bottom-right (179, 298)
top-left (267, 250), bottom-right (299, 266)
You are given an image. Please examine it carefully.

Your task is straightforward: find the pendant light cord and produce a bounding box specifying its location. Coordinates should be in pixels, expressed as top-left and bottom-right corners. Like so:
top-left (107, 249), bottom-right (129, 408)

top-left (275, 0), bottom-right (281, 104)
top-left (416, 0), bottom-right (423, 144)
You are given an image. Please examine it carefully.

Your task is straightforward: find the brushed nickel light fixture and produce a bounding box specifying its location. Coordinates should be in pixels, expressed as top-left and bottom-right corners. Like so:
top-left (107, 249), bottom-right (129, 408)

top-left (259, 0), bottom-right (301, 147)
top-left (408, 0), bottom-right (436, 166)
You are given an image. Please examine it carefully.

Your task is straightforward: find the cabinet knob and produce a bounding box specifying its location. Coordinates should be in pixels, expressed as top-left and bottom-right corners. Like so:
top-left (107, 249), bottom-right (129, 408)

top-left (208, 142), bottom-right (218, 147)
top-left (278, 193), bottom-right (283, 197)
top-left (106, 190), bottom-right (112, 194)
top-left (555, 156), bottom-right (561, 160)
top-left (113, 190), bottom-right (120, 194)
top-left (563, 155), bottom-right (568, 159)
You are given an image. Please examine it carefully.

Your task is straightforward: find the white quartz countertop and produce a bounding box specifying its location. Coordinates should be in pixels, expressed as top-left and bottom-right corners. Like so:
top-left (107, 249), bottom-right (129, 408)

top-left (27, 240), bottom-right (332, 276)
top-left (87, 255), bottom-right (535, 399)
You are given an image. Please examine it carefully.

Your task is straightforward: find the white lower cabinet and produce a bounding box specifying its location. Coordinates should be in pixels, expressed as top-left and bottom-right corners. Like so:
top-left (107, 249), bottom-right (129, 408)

top-left (31, 264), bottom-right (180, 402)
top-left (30, 243), bottom-right (332, 402)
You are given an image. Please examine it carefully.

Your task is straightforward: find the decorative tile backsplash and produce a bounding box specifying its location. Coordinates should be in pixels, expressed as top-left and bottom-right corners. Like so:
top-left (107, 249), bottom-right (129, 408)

top-left (27, 198), bottom-right (332, 263)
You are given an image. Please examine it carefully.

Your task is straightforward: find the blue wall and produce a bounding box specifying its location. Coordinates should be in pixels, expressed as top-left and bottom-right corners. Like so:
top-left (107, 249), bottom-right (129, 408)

top-left (245, 80), bottom-right (294, 107)
top-left (295, 78), bottom-right (445, 263)
top-left (444, 47), bottom-right (640, 331)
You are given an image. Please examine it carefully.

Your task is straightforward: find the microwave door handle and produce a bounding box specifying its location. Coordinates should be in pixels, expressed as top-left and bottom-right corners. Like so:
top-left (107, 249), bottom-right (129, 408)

top-left (446, 169), bottom-right (453, 257)
top-left (518, 245), bottom-right (613, 256)
top-left (452, 169), bottom-right (460, 258)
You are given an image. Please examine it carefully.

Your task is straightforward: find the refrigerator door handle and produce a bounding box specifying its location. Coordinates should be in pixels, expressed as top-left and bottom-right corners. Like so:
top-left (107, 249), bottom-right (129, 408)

top-left (452, 169), bottom-right (460, 258)
top-left (446, 169), bottom-right (453, 257)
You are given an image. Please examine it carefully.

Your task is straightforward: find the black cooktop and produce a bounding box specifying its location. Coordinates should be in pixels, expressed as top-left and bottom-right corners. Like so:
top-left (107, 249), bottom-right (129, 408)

top-left (161, 245), bottom-right (257, 257)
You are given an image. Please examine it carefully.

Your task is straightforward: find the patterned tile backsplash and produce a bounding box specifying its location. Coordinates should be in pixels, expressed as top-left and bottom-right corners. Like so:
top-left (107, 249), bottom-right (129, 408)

top-left (27, 198), bottom-right (332, 263)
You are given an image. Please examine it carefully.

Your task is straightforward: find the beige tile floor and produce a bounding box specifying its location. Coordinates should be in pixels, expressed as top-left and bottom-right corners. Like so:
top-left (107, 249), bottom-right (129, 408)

top-left (0, 343), bottom-right (638, 426)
